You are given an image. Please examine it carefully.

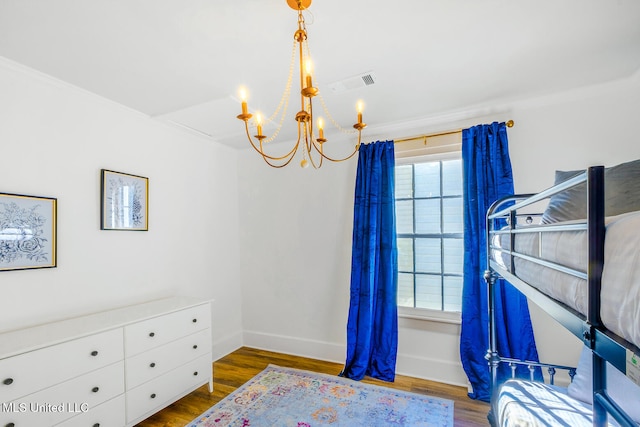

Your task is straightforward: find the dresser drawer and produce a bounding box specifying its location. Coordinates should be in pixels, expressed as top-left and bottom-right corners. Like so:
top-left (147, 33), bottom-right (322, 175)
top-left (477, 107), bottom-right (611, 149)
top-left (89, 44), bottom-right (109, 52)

top-left (54, 394), bottom-right (125, 427)
top-left (126, 353), bottom-right (211, 423)
top-left (0, 328), bottom-right (123, 403)
top-left (125, 328), bottom-right (211, 390)
top-left (0, 361), bottom-right (124, 427)
top-left (124, 304), bottom-right (210, 357)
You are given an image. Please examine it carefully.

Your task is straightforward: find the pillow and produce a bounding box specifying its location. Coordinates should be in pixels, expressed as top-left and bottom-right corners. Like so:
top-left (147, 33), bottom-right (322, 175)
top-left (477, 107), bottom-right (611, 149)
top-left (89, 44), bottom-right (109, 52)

top-left (541, 159), bottom-right (640, 224)
top-left (567, 346), bottom-right (640, 423)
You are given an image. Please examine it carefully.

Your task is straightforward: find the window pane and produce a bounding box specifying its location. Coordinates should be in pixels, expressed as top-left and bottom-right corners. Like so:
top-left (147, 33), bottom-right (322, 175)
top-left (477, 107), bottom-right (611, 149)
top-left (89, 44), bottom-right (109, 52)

top-left (443, 238), bottom-right (463, 274)
top-left (395, 164), bottom-right (413, 199)
top-left (416, 274), bottom-right (442, 310)
top-left (398, 273), bottom-right (414, 307)
top-left (396, 200), bottom-right (413, 234)
top-left (442, 197), bottom-right (463, 234)
top-left (397, 238), bottom-right (414, 272)
top-left (415, 199), bottom-right (440, 234)
top-left (442, 159), bottom-right (462, 196)
top-left (443, 276), bottom-right (463, 312)
top-left (415, 238), bottom-right (441, 273)
top-left (394, 155), bottom-right (463, 314)
top-left (414, 162), bottom-right (440, 198)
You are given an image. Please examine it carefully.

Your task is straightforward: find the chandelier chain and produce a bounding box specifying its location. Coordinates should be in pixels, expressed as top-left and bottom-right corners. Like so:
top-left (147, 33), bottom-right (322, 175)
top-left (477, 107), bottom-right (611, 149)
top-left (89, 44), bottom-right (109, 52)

top-left (260, 39), bottom-right (298, 144)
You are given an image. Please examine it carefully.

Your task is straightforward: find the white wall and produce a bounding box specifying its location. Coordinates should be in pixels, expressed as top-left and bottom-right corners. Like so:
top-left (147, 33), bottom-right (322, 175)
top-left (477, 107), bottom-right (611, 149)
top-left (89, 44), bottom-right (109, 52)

top-left (238, 71), bottom-right (640, 386)
top-left (0, 58), bottom-right (243, 360)
top-left (238, 154), bottom-right (356, 361)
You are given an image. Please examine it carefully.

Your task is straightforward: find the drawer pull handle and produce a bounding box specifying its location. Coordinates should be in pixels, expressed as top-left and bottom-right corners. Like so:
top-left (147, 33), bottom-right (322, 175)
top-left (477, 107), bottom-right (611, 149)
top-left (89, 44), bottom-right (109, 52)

top-left (150, 362), bottom-right (156, 368)
top-left (150, 393), bottom-right (156, 399)
top-left (193, 344), bottom-right (198, 349)
top-left (192, 318), bottom-right (197, 323)
top-left (3, 378), bottom-right (13, 385)
top-left (92, 386), bottom-right (100, 393)
top-left (91, 350), bottom-right (99, 356)
top-left (6, 423), bottom-right (15, 427)
top-left (149, 332), bottom-right (155, 337)
top-left (93, 423), bottom-right (100, 427)
top-left (193, 371), bottom-right (198, 376)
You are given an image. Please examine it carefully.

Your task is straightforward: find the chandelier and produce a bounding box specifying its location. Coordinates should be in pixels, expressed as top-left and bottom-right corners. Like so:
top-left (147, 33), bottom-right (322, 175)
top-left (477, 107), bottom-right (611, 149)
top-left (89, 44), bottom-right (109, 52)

top-left (236, 0), bottom-right (366, 169)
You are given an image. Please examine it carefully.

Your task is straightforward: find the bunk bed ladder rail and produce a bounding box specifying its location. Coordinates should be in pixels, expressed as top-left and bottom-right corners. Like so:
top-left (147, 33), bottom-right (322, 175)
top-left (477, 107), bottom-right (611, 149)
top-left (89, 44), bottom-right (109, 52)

top-left (585, 166), bottom-right (636, 427)
top-left (586, 165), bottom-right (607, 427)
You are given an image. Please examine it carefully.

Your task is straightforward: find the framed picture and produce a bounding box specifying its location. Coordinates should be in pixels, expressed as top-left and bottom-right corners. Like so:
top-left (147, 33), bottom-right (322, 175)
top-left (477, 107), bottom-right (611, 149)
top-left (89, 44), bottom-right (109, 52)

top-left (101, 169), bottom-right (148, 231)
top-left (0, 192), bottom-right (57, 271)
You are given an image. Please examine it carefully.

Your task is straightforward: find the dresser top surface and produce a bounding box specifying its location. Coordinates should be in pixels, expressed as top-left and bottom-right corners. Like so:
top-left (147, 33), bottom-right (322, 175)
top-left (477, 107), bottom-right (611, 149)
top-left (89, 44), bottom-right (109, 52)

top-left (0, 296), bottom-right (212, 359)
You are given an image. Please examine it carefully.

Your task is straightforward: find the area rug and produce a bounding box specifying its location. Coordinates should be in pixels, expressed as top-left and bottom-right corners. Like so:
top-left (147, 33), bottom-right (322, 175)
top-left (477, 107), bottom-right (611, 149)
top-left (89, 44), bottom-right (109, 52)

top-left (187, 364), bottom-right (454, 427)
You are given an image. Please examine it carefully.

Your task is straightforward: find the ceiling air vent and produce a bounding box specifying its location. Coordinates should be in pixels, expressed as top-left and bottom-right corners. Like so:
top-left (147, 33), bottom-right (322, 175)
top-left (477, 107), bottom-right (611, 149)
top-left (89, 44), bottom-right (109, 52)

top-left (327, 71), bottom-right (377, 93)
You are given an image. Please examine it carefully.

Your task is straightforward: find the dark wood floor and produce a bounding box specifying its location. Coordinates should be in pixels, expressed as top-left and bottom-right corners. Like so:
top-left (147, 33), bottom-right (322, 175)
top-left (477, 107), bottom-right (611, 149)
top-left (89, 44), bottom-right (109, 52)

top-left (136, 346), bottom-right (490, 426)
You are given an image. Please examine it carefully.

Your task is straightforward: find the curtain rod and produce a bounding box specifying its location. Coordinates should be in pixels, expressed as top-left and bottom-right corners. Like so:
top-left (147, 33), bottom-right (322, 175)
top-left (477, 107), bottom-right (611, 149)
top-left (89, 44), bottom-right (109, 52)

top-left (394, 119), bottom-right (514, 145)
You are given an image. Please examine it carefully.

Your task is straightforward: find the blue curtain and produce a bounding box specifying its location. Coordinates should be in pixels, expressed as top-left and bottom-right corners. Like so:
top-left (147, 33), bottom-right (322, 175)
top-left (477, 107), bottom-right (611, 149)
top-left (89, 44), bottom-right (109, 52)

top-left (341, 140), bottom-right (398, 382)
top-left (460, 122), bottom-right (541, 402)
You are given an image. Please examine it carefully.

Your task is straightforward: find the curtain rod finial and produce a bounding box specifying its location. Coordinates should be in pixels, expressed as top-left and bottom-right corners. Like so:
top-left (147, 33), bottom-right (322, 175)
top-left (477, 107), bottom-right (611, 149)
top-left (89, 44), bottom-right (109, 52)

top-left (506, 120), bottom-right (514, 128)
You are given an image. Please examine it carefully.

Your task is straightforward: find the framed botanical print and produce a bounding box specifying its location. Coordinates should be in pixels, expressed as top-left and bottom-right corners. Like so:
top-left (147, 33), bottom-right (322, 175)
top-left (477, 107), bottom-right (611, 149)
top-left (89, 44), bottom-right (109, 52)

top-left (0, 192), bottom-right (57, 271)
top-left (101, 169), bottom-right (148, 231)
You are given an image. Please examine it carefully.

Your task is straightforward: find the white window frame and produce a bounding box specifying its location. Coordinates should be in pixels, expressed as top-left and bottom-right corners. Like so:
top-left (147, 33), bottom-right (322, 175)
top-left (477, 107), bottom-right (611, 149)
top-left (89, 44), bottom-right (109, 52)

top-left (396, 150), bottom-right (463, 324)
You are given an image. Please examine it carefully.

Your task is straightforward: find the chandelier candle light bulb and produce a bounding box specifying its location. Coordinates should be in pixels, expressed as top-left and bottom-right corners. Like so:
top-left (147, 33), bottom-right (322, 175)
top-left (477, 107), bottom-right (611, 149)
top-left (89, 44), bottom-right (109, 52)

top-left (240, 88), bottom-right (248, 114)
top-left (317, 117), bottom-right (326, 143)
top-left (237, 87), bottom-right (253, 122)
top-left (305, 60), bottom-right (313, 90)
top-left (255, 113), bottom-right (263, 138)
top-left (353, 101), bottom-right (366, 131)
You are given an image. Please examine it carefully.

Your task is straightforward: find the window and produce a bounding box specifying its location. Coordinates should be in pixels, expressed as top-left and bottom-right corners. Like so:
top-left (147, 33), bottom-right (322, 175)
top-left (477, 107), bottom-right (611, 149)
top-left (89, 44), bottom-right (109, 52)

top-left (395, 155), bottom-right (463, 315)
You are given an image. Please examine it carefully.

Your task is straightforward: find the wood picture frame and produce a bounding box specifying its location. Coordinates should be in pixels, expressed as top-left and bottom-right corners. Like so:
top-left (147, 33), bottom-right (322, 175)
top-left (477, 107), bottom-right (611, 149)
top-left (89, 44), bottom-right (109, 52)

top-left (0, 192), bottom-right (57, 271)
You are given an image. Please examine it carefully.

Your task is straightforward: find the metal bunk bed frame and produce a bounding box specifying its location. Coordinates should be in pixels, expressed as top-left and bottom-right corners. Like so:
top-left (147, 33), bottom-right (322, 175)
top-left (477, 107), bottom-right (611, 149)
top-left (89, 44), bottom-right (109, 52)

top-left (484, 165), bottom-right (638, 427)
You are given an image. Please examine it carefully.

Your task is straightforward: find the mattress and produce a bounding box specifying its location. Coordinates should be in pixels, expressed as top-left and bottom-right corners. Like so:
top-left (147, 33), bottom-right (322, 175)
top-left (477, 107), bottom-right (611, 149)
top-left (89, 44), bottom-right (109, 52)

top-left (494, 380), bottom-right (619, 427)
top-left (490, 210), bottom-right (640, 349)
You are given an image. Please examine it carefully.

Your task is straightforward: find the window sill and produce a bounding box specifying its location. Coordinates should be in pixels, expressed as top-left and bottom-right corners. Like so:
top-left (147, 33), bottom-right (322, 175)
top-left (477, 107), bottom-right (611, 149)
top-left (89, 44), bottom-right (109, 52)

top-left (398, 307), bottom-right (461, 325)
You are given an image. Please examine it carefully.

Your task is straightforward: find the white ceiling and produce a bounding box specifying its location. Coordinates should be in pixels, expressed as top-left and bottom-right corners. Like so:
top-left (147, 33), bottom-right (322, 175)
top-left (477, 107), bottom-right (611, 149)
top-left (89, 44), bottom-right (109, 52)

top-left (1, 0), bottom-right (639, 149)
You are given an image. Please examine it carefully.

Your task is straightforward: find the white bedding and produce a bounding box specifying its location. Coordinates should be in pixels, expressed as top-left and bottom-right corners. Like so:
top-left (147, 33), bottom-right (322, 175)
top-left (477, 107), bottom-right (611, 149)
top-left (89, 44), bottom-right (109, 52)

top-left (495, 380), bottom-right (620, 427)
top-left (491, 210), bottom-right (640, 349)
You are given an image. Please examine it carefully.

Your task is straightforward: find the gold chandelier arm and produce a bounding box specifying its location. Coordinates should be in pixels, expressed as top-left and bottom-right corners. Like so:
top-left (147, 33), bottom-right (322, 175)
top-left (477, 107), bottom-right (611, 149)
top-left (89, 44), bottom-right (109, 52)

top-left (304, 115), bottom-right (323, 169)
top-left (311, 139), bottom-right (359, 162)
top-left (260, 151), bottom-right (298, 168)
top-left (258, 123), bottom-right (304, 168)
top-left (244, 120), bottom-right (300, 162)
top-left (309, 118), bottom-right (360, 163)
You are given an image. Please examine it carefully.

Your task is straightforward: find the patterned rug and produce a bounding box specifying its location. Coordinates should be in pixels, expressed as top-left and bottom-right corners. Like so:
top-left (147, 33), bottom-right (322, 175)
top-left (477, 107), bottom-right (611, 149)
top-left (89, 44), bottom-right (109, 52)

top-left (188, 364), bottom-right (454, 427)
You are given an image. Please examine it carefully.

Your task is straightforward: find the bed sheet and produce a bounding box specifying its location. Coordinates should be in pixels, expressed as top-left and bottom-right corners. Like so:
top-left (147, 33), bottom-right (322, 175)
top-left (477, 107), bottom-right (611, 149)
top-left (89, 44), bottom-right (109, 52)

top-left (495, 379), bottom-right (620, 427)
top-left (491, 210), bottom-right (640, 349)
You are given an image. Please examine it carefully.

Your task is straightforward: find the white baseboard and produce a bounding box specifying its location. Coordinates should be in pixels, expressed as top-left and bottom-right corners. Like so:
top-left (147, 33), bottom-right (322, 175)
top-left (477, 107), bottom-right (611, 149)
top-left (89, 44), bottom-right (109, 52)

top-left (243, 330), bottom-right (345, 365)
top-left (242, 330), bottom-right (467, 387)
top-left (212, 330), bottom-right (243, 361)
top-left (395, 353), bottom-right (469, 388)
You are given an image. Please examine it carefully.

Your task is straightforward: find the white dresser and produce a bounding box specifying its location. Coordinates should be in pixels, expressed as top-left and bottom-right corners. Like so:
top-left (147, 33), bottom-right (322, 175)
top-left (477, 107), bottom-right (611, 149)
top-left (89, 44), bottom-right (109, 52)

top-left (0, 296), bottom-right (213, 427)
